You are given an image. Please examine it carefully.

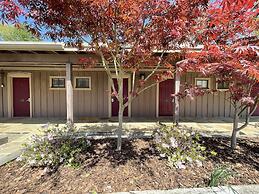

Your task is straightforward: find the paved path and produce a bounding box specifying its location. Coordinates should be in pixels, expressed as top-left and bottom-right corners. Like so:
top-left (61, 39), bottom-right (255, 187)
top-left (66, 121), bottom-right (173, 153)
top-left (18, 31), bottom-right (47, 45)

top-left (115, 185), bottom-right (259, 194)
top-left (0, 117), bottom-right (258, 166)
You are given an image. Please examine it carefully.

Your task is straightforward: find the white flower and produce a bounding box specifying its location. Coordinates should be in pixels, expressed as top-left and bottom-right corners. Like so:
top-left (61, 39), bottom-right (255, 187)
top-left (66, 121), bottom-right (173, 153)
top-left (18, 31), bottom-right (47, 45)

top-left (47, 133), bottom-right (53, 141)
top-left (160, 153), bottom-right (166, 158)
top-left (169, 137), bottom-right (178, 148)
top-left (16, 156), bottom-right (23, 162)
top-left (186, 156), bottom-right (193, 163)
top-left (154, 135), bottom-right (161, 143)
top-left (161, 143), bottom-right (170, 148)
top-left (176, 161), bottom-right (186, 169)
top-left (195, 160), bottom-right (203, 167)
top-left (29, 159), bottom-right (36, 166)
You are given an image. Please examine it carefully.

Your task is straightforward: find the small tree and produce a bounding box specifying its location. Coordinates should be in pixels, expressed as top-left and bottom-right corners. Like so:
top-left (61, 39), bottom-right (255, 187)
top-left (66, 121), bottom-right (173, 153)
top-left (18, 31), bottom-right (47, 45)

top-left (17, 0), bottom-right (208, 151)
top-left (178, 0), bottom-right (259, 150)
top-left (0, 25), bottom-right (39, 41)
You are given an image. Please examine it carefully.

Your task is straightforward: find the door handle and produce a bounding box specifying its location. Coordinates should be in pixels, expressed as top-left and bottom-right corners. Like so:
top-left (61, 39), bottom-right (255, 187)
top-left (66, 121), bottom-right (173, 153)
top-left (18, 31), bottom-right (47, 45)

top-left (26, 98), bottom-right (31, 103)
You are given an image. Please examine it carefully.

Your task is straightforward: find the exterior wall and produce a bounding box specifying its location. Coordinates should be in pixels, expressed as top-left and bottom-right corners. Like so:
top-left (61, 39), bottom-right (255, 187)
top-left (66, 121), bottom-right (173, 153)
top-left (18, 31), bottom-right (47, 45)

top-left (0, 70), bottom-right (236, 119)
top-left (0, 70), bottom-right (109, 118)
top-left (179, 72), bottom-right (234, 118)
top-left (131, 75), bottom-right (157, 118)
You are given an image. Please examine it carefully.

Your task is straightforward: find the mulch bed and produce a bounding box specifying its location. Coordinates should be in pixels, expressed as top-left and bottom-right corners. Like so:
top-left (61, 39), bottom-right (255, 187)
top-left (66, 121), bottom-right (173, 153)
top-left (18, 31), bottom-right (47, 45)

top-left (0, 136), bottom-right (258, 193)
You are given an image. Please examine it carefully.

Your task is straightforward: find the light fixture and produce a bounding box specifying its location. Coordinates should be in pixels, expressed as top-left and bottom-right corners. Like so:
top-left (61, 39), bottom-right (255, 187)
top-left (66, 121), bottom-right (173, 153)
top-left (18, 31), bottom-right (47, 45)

top-left (140, 73), bottom-right (145, 80)
top-left (1, 84), bottom-right (4, 88)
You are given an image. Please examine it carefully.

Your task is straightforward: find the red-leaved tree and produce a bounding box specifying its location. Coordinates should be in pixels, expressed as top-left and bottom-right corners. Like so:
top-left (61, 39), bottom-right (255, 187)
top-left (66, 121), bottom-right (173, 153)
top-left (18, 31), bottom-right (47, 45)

top-left (0, 0), bottom-right (22, 23)
top-left (178, 0), bottom-right (259, 149)
top-left (16, 0), bottom-right (209, 151)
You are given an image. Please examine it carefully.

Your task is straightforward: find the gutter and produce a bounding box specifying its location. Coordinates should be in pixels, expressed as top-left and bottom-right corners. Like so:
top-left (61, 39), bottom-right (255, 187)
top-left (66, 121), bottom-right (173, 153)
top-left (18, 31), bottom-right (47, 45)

top-left (0, 41), bottom-right (65, 51)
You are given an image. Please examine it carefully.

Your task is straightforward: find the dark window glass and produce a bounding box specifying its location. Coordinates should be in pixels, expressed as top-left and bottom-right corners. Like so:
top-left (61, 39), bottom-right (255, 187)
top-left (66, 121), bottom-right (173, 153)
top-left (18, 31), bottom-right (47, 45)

top-left (217, 81), bottom-right (229, 89)
top-left (76, 78), bottom-right (90, 89)
top-left (51, 78), bottom-right (65, 88)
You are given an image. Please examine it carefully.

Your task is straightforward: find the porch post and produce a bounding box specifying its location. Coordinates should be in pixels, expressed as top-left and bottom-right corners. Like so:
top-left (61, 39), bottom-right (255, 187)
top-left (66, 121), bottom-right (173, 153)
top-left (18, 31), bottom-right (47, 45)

top-left (66, 63), bottom-right (73, 124)
top-left (174, 69), bottom-right (180, 124)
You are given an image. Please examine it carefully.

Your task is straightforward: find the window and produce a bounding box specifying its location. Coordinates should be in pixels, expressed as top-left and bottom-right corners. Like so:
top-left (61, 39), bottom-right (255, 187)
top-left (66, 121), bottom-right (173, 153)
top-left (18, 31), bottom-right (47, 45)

top-left (50, 76), bottom-right (65, 89)
top-left (195, 78), bottom-right (210, 89)
top-left (216, 79), bottom-right (229, 90)
top-left (74, 77), bottom-right (91, 90)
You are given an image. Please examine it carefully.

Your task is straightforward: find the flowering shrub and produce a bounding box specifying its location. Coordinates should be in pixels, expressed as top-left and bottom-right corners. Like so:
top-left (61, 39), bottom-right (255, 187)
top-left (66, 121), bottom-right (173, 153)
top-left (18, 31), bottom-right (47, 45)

top-left (154, 124), bottom-right (216, 169)
top-left (18, 123), bottom-right (91, 169)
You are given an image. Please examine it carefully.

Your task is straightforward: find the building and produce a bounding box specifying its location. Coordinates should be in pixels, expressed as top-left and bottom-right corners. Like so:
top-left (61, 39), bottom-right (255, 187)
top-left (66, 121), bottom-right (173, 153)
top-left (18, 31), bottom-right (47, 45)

top-left (0, 42), bottom-right (258, 121)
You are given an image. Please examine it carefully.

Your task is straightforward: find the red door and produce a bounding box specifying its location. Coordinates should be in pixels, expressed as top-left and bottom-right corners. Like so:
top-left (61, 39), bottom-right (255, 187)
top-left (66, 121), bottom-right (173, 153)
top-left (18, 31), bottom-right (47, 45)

top-left (159, 79), bottom-right (174, 116)
top-left (13, 78), bottom-right (30, 117)
top-left (252, 83), bottom-right (259, 116)
top-left (111, 78), bottom-right (128, 117)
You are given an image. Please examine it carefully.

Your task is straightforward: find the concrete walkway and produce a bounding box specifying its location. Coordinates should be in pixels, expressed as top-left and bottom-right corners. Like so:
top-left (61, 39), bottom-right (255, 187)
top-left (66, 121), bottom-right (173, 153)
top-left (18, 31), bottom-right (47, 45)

top-left (115, 185), bottom-right (259, 194)
top-left (0, 117), bottom-right (258, 166)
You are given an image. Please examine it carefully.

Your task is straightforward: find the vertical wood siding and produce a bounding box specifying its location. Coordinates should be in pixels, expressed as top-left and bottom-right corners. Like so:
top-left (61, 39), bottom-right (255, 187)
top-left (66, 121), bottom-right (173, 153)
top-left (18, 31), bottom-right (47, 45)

top-left (0, 70), bottom-right (109, 118)
top-left (179, 72), bottom-right (234, 118)
top-left (0, 70), bottom-right (236, 118)
top-left (131, 76), bottom-right (157, 118)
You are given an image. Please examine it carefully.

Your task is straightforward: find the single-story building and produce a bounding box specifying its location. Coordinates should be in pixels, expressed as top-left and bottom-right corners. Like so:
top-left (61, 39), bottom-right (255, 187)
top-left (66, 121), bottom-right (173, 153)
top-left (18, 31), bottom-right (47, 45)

top-left (0, 42), bottom-right (258, 121)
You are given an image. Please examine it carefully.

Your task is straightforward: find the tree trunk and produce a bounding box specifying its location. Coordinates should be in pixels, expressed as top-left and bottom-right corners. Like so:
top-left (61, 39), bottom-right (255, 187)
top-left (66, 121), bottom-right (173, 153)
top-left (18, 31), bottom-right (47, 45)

top-left (117, 102), bottom-right (123, 151)
top-left (116, 78), bottom-right (124, 151)
top-left (231, 106), bottom-right (239, 150)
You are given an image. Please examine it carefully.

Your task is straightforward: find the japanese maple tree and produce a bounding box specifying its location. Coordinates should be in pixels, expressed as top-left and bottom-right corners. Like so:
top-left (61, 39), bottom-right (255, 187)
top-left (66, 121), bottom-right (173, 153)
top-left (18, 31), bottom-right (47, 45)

top-left (15, 0), bottom-right (208, 151)
top-left (178, 0), bottom-right (259, 149)
top-left (0, 0), bottom-right (22, 23)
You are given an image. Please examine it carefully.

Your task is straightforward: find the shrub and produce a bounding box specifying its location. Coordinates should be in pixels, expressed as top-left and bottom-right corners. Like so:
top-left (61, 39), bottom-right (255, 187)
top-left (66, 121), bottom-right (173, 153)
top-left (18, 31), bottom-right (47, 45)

top-left (209, 165), bottom-right (233, 187)
top-left (154, 124), bottom-right (216, 169)
top-left (18, 123), bottom-right (91, 169)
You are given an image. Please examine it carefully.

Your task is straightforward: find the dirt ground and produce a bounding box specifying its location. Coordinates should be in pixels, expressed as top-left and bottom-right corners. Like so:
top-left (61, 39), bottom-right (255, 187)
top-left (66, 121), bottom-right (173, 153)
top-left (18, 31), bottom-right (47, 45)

top-left (0, 137), bottom-right (258, 193)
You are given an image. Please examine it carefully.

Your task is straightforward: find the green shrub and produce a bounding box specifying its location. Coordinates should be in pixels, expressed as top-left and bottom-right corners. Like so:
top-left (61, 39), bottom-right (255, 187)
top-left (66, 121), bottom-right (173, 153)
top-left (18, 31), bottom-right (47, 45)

top-left (18, 123), bottom-right (91, 169)
top-left (209, 165), bottom-right (233, 187)
top-left (154, 124), bottom-right (216, 169)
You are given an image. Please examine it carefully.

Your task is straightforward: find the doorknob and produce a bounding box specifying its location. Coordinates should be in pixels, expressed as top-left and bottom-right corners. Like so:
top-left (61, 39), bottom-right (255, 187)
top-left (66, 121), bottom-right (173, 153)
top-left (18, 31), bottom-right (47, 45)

top-left (26, 98), bottom-right (31, 103)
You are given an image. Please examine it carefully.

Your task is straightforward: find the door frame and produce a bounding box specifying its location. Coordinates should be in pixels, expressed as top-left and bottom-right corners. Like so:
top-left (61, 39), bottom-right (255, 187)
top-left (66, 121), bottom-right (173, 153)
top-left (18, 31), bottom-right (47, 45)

top-left (156, 78), bottom-right (175, 118)
top-left (108, 74), bottom-right (131, 118)
top-left (7, 72), bottom-right (32, 118)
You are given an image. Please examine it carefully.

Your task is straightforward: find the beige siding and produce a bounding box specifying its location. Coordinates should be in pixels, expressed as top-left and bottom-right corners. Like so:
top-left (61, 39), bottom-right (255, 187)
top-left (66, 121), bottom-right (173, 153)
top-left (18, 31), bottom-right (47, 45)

top-left (179, 72), bottom-right (234, 118)
top-left (131, 77), bottom-right (157, 118)
top-left (0, 70), bottom-right (237, 119)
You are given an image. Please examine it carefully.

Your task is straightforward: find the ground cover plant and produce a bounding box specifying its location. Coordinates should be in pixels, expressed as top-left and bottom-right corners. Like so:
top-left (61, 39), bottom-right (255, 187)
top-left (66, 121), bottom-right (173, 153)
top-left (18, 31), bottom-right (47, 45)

top-left (18, 124), bottom-right (91, 171)
top-left (154, 124), bottom-right (217, 169)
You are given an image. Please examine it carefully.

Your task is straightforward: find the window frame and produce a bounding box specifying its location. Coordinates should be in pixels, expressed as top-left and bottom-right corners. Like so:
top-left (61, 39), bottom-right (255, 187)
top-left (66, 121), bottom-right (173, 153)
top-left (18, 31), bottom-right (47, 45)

top-left (216, 78), bottom-right (229, 91)
top-left (49, 76), bottom-right (66, 90)
top-left (74, 76), bottom-right (91, 90)
top-left (195, 78), bottom-right (211, 90)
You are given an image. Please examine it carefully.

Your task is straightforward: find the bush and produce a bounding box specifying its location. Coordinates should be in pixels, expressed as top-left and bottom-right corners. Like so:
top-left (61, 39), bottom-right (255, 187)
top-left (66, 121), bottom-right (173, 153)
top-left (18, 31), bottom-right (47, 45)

top-left (154, 124), bottom-right (216, 169)
top-left (18, 123), bottom-right (91, 169)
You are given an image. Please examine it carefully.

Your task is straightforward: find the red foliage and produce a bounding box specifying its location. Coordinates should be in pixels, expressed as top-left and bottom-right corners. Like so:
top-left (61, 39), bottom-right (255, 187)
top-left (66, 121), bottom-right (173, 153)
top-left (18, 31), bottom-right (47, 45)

top-left (0, 0), bottom-right (22, 23)
top-left (178, 0), bottom-right (259, 109)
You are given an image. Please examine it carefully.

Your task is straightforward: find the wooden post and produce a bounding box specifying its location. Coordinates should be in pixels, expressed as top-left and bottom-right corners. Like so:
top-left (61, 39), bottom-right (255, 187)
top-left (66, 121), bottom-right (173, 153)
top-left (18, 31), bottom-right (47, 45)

top-left (174, 69), bottom-right (180, 124)
top-left (66, 63), bottom-right (73, 124)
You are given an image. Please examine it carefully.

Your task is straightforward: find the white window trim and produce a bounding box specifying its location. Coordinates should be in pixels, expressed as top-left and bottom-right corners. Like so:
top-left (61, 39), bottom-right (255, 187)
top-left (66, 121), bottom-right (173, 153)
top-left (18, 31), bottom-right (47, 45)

top-left (49, 76), bottom-right (66, 90)
top-left (195, 78), bottom-right (211, 89)
top-left (74, 76), bottom-right (91, 90)
top-left (216, 78), bottom-right (229, 91)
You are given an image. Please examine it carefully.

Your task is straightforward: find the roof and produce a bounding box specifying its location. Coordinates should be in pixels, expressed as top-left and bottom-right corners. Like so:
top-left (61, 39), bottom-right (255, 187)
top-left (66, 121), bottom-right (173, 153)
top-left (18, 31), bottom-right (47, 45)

top-left (0, 41), bottom-right (203, 54)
